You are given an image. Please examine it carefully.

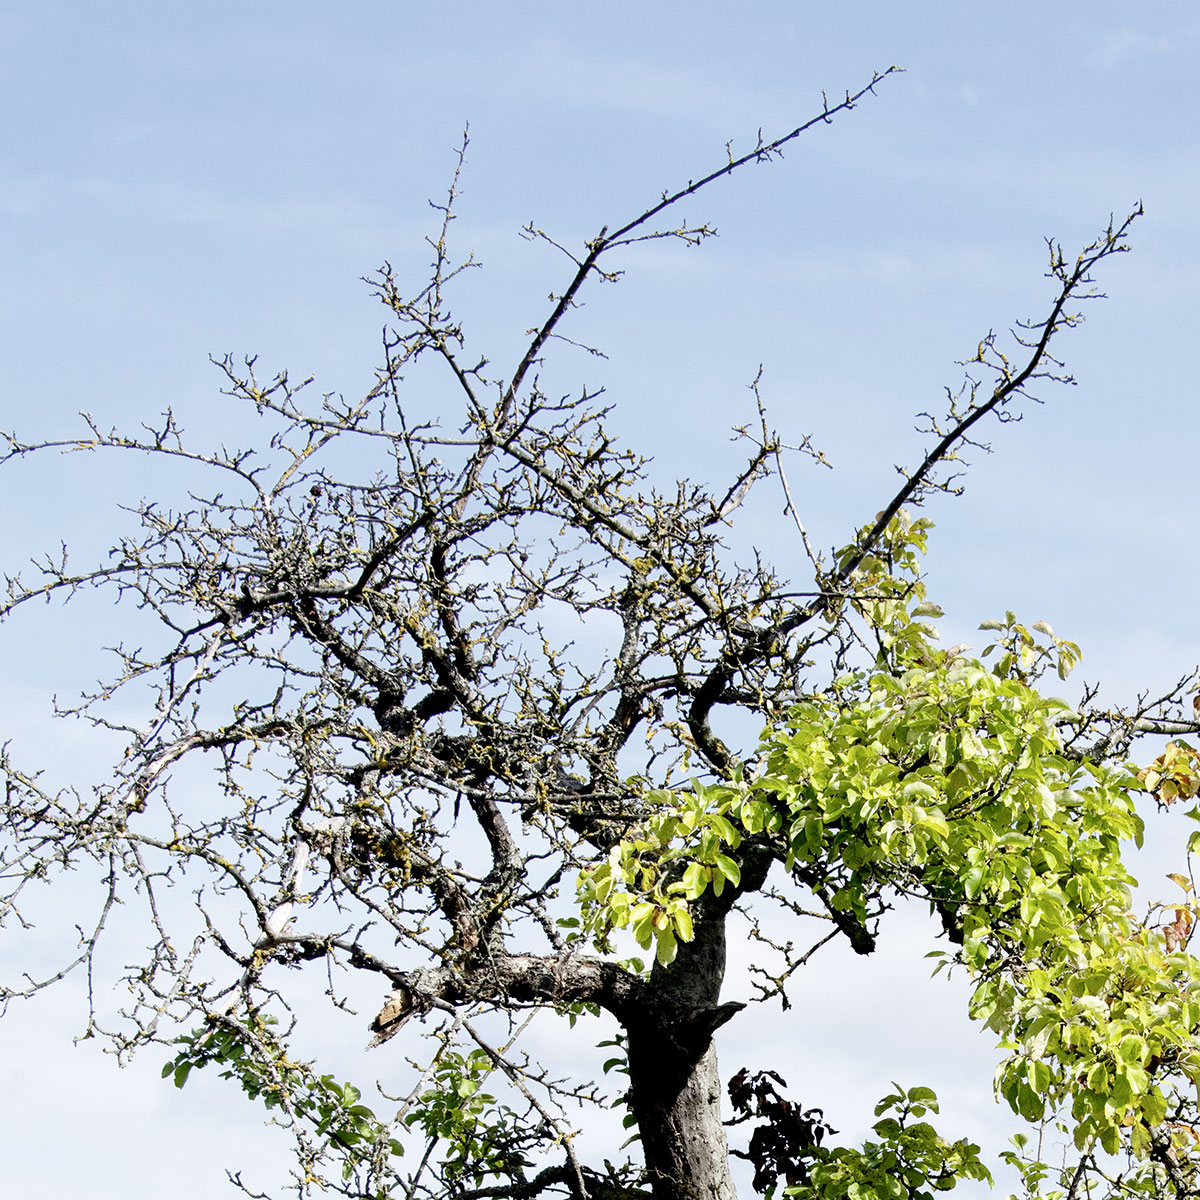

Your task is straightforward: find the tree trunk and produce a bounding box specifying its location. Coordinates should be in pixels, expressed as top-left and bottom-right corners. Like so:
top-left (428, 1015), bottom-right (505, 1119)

top-left (627, 1033), bottom-right (736, 1200)
top-left (625, 912), bottom-right (738, 1200)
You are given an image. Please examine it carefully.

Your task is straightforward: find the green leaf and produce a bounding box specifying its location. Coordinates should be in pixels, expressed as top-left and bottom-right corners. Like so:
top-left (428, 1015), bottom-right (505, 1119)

top-left (654, 926), bottom-right (678, 966)
top-left (1130, 1120), bottom-right (1151, 1160)
top-left (672, 905), bottom-right (694, 943)
top-left (679, 861), bottom-right (708, 900)
top-left (713, 853), bottom-right (741, 888)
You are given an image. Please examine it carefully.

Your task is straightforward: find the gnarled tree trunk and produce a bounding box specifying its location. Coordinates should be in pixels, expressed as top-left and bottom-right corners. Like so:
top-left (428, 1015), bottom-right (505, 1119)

top-left (628, 1035), bottom-right (736, 1200)
top-left (626, 909), bottom-right (739, 1200)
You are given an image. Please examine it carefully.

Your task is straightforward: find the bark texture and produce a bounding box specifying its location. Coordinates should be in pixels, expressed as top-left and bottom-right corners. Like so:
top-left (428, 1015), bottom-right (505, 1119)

top-left (628, 1037), bottom-right (736, 1200)
top-left (626, 909), bottom-right (739, 1200)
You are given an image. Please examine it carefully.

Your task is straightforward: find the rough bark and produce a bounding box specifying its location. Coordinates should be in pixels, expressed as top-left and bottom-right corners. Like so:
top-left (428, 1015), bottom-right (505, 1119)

top-left (626, 911), bottom-right (739, 1200)
top-left (628, 1036), bottom-right (736, 1200)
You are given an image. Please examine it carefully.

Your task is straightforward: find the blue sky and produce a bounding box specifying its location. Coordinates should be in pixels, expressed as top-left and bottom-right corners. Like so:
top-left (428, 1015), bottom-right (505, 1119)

top-left (3, 3), bottom-right (1199, 1196)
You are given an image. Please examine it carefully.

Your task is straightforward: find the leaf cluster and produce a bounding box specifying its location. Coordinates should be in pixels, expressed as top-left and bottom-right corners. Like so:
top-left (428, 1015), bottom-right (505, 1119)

top-left (164, 1014), bottom-right (404, 1186)
top-left (783, 1086), bottom-right (990, 1200)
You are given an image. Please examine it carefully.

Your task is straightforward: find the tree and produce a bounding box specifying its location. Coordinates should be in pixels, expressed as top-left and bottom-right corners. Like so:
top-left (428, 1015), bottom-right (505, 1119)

top-left (1, 68), bottom-right (1197, 1200)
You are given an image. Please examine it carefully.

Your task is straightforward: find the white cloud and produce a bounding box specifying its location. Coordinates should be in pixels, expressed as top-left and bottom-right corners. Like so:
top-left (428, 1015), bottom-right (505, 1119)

top-left (1090, 28), bottom-right (1171, 69)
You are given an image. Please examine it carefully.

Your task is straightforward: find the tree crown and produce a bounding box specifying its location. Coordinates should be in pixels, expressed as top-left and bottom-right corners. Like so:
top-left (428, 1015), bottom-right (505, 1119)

top-left (3, 73), bottom-right (1197, 1200)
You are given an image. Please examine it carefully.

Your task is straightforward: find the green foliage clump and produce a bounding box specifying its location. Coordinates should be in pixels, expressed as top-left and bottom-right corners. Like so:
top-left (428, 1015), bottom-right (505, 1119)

top-left (576, 513), bottom-right (1200, 1190)
top-left (402, 1048), bottom-right (532, 1186)
top-left (786, 1086), bottom-right (991, 1200)
top-left (165, 1014), bottom-right (403, 1185)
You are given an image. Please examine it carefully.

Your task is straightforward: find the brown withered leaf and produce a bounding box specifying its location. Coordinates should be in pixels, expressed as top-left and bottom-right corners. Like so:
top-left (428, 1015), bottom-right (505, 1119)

top-left (1165, 907), bottom-right (1193, 954)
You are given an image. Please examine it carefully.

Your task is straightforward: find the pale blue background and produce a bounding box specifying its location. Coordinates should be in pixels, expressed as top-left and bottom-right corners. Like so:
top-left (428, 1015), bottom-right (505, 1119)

top-left (2, 3), bottom-right (1198, 1195)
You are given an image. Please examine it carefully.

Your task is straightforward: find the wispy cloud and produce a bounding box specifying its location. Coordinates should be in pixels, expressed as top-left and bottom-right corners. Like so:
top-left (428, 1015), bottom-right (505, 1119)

top-left (1090, 28), bottom-right (1171, 69)
top-left (90, 117), bottom-right (166, 147)
top-left (0, 160), bottom-right (400, 248)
